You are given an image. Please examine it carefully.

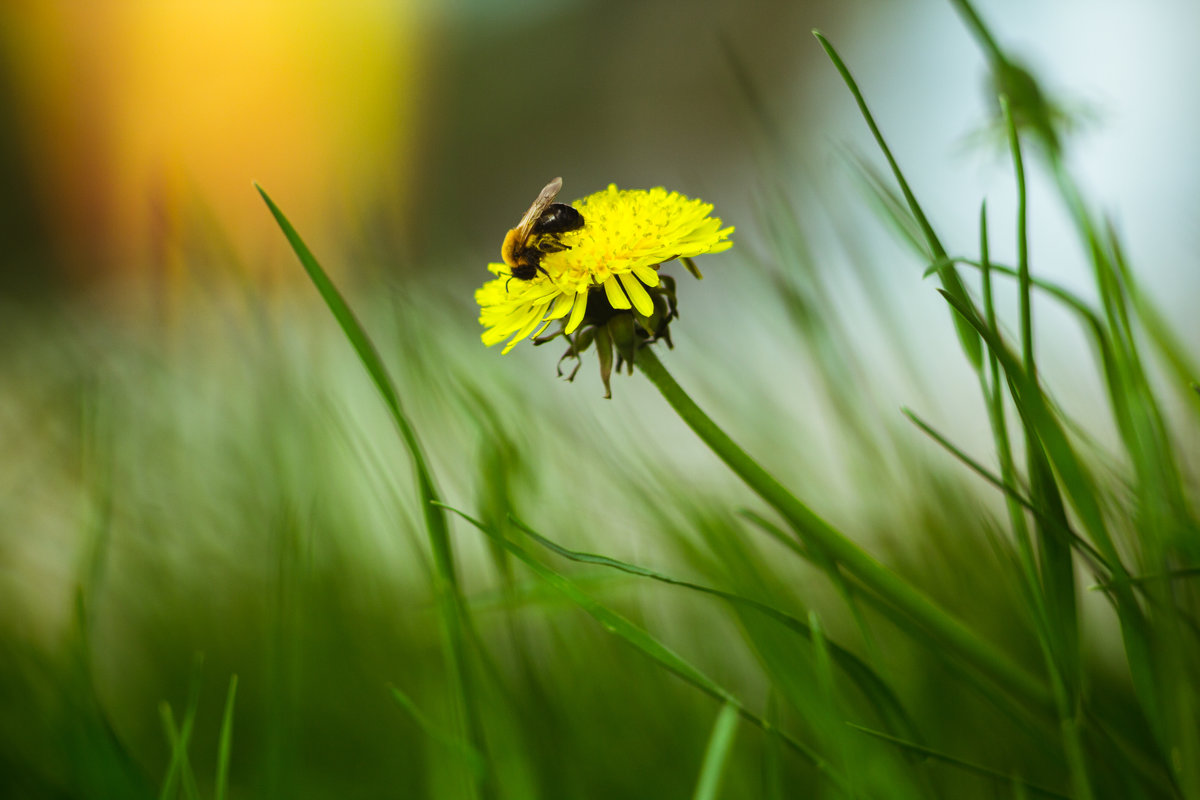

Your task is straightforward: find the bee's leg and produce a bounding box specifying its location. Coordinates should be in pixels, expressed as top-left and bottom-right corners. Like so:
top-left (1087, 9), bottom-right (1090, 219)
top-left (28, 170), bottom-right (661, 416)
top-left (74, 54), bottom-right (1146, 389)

top-left (526, 251), bottom-right (552, 280)
top-left (505, 275), bottom-right (514, 291)
top-left (536, 238), bottom-right (569, 254)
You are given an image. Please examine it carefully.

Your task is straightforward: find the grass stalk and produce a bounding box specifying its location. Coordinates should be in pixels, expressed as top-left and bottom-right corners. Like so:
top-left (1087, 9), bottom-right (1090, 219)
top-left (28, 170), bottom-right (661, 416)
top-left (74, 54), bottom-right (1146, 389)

top-left (256, 185), bottom-right (493, 799)
top-left (691, 703), bottom-right (740, 800)
top-left (633, 346), bottom-right (1051, 712)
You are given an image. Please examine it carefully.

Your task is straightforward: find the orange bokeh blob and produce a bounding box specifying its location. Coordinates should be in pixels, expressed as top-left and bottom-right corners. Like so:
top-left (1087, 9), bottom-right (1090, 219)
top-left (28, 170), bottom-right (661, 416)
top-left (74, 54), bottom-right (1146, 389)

top-left (3, 0), bottom-right (429, 285)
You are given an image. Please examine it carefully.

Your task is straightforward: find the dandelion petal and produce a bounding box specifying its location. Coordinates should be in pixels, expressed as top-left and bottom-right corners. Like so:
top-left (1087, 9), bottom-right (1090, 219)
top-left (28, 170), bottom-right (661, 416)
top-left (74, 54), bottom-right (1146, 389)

top-left (547, 292), bottom-right (574, 320)
top-left (618, 273), bottom-right (654, 317)
top-left (632, 265), bottom-right (660, 287)
top-left (603, 276), bottom-right (632, 310)
top-left (564, 290), bottom-right (589, 334)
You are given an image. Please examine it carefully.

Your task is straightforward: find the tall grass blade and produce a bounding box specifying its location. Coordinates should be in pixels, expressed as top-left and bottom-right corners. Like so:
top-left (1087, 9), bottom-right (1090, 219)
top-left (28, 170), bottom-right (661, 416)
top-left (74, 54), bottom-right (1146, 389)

top-left (158, 655), bottom-right (204, 800)
top-left (388, 685), bottom-right (486, 776)
top-left (158, 704), bottom-right (201, 800)
top-left (846, 724), bottom-right (1070, 800)
top-left (844, 149), bottom-right (929, 260)
top-left (814, 30), bottom-right (982, 369)
top-left (901, 408), bottom-right (1107, 573)
top-left (505, 512), bottom-right (921, 744)
top-left (255, 184), bottom-right (492, 798)
top-left (691, 702), bottom-right (740, 800)
top-left (763, 693), bottom-right (784, 800)
top-left (253, 184), bottom-right (450, 574)
top-left (214, 675), bottom-right (238, 800)
top-left (635, 345), bottom-right (1051, 711)
top-left (935, 287), bottom-right (1164, 756)
top-left (436, 503), bottom-right (848, 791)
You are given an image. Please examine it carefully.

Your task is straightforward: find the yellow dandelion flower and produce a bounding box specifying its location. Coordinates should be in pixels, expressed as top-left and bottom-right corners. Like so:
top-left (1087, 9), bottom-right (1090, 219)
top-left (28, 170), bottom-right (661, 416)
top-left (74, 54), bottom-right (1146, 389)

top-left (475, 183), bottom-right (733, 355)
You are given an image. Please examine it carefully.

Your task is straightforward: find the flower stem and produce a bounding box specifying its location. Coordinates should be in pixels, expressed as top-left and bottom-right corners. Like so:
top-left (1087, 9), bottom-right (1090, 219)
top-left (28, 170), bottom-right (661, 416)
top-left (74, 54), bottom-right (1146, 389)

top-left (635, 346), bottom-right (1052, 711)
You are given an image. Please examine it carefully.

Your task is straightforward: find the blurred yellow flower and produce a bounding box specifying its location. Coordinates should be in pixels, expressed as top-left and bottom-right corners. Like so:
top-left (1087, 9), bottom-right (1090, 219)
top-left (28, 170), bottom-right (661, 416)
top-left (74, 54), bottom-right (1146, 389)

top-left (476, 184), bottom-right (733, 354)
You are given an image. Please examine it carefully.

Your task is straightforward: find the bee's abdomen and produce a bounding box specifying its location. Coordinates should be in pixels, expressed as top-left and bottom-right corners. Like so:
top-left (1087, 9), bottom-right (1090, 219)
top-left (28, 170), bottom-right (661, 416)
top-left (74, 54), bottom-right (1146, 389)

top-left (532, 204), bottom-right (584, 235)
top-left (500, 227), bottom-right (521, 266)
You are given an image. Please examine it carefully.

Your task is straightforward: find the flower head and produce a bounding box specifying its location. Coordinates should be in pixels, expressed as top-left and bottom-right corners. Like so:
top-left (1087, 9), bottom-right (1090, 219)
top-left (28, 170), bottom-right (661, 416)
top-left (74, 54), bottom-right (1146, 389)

top-left (475, 182), bottom-right (732, 394)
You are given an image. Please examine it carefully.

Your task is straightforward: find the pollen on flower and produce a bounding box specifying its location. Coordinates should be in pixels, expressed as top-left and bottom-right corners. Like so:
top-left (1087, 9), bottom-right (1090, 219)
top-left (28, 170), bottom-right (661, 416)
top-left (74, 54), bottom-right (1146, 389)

top-left (475, 184), bottom-right (732, 356)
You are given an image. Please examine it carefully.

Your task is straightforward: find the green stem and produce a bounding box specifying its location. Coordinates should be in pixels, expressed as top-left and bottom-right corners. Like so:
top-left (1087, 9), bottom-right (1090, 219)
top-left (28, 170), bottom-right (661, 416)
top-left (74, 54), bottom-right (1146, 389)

top-left (1002, 96), bottom-right (1035, 383)
top-left (635, 346), bottom-right (1052, 711)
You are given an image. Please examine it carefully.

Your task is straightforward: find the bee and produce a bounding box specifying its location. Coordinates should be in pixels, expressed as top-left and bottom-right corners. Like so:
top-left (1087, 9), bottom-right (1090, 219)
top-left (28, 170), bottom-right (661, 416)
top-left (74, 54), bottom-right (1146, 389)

top-left (501, 177), bottom-right (585, 285)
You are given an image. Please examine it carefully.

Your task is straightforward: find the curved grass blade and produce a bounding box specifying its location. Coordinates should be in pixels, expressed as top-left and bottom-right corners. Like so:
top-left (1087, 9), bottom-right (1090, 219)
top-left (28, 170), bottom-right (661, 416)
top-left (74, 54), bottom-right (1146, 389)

top-left (692, 702), bottom-right (740, 800)
top-left (846, 724), bottom-right (1070, 800)
top-left (901, 408), bottom-right (1109, 575)
top-left (814, 30), bottom-right (981, 369)
top-left (389, 685), bottom-right (486, 777)
top-left (255, 185), bottom-right (491, 798)
top-left (635, 346), bottom-right (1051, 713)
top-left (436, 503), bottom-right (848, 792)
top-left (763, 692), bottom-right (784, 800)
top-left (1106, 217), bottom-right (1200, 411)
top-left (214, 675), bottom-right (238, 800)
top-left (505, 511), bottom-right (921, 746)
top-left (739, 510), bottom-right (1067, 768)
top-left (935, 287), bottom-right (1163, 749)
top-left (924, 257), bottom-right (1133, 472)
top-left (158, 703), bottom-right (201, 800)
top-left (158, 654), bottom-right (204, 800)
top-left (1000, 110), bottom-right (1088, 800)
top-left (1091, 567), bottom-right (1200, 590)
top-left (807, 611), bottom-right (860, 798)
top-left (843, 148), bottom-right (929, 260)
top-left (933, 290), bottom-right (1118, 566)
top-left (254, 184), bottom-right (449, 571)
top-left (738, 506), bottom-right (882, 666)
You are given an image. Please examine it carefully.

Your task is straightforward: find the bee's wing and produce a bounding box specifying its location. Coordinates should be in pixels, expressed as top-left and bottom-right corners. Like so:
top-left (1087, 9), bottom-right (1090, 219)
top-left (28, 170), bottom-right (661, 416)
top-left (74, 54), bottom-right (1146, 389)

top-left (512, 177), bottom-right (563, 240)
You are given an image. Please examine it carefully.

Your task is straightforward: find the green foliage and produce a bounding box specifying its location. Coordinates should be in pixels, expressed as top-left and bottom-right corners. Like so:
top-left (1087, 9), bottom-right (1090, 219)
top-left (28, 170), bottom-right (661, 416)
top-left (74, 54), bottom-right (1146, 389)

top-left (2, 3), bottom-right (1197, 799)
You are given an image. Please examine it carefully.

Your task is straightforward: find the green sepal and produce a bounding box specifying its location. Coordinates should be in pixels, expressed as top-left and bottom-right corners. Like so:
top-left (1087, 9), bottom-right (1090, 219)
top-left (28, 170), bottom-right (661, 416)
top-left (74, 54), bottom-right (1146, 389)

top-left (594, 324), bottom-right (615, 399)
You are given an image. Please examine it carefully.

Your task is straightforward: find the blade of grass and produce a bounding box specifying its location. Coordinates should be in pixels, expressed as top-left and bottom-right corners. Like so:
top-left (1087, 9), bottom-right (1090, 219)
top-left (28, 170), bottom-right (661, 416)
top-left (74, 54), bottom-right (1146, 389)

top-left (388, 685), bottom-right (486, 777)
top-left (807, 611), bottom-right (860, 799)
top-left (634, 345), bottom-right (1051, 713)
top-left (1048, 146), bottom-right (1199, 793)
top-left (1106, 217), bottom-right (1200, 412)
top-left (1002, 96), bottom-right (1035, 382)
top-left (932, 290), bottom-right (1119, 570)
top-left (935, 287), bottom-right (1164, 757)
top-left (740, 511), bottom-right (1061, 764)
top-left (437, 503), bottom-right (849, 792)
top-left (158, 654), bottom-right (204, 800)
top-left (1091, 567), bottom-right (1200, 589)
top-left (691, 702), bottom-right (740, 800)
top-left (925, 256), bottom-right (1134, 476)
top-left (901, 407), bottom-right (1108, 574)
top-left (828, 70), bottom-right (1095, 795)
top-left (254, 184), bottom-right (450, 581)
top-left (814, 30), bottom-right (982, 369)
top-left (255, 185), bottom-right (492, 798)
top-left (214, 675), bottom-right (238, 800)
top-left (763, 692), bottom-right (784, 800)
top-left (1001, 113), bottom-right (1086, 787)
top-left (846, 724), bottom-right (1070, 800)
top-left (974, 200), bottom-right (1036, 630)
top-left (843, 148), bottom-right (929, 260)
top-left (503, 510), bottom-right (921, 745)
top-left (158, 704), bottom-right (201, 800)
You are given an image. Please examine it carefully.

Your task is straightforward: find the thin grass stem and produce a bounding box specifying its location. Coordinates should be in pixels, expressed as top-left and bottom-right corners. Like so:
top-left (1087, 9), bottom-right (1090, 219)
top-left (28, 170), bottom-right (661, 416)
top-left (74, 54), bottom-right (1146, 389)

top-left (633, 346), bottom-right (1051, 712)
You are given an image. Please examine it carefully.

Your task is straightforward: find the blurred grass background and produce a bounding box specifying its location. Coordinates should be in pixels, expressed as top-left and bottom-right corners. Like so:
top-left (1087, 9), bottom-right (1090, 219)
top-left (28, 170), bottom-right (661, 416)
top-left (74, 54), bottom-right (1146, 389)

top-left (2, 1), bottom-right (1199, 798)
